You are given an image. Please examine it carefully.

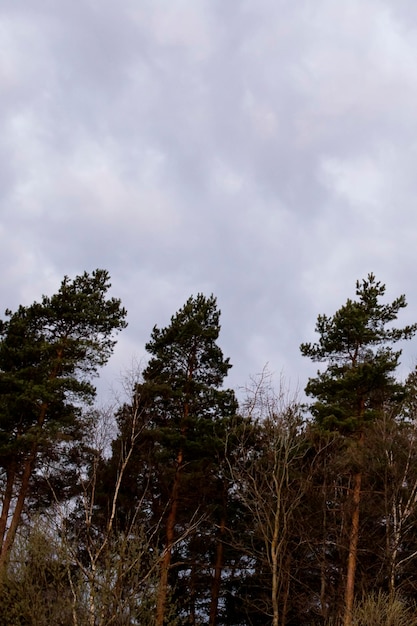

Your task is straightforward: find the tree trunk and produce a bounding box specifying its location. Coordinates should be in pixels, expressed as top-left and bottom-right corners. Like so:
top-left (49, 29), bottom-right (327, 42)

top-left (0, 443), bottom-right (39, 570)
top-left (156, 355), bottom-right (194, 626)
top-left (281, 552), bottom-right (291, 626)
top-left (271, 514), bottom-right (280, 626)
top-left (0, 400), bottom-right (50, 571)
top-left (156, 449), bottom-right (183, 626)
top-left (0, 458), bottom-right (17, 550)
top-left (0, 348), bottom-right (63, 571)
top-left (343, 470), bottom-right (362, 626)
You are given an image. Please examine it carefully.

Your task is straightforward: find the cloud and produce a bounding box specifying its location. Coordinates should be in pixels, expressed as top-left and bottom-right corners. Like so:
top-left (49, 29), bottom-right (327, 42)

top-left (2, 0), bottom-right (417, 400)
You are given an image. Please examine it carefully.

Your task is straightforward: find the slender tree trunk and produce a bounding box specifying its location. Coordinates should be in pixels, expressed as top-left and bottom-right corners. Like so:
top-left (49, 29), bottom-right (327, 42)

top-left (156, 449), bottom-right (183, 626)
top-left (0, 350), bottom-right (63, 570)
top-left (388, 495), bottom-right (400, 596)
top-left (320, 481), bottom-right (329, 621)
top-left (0, 458), bottom-right (17, 550)
top-left (281, 552), bottom-right (291, 626)
top-left (271, 515), bottom-right (280, 626)
top-left (0, 443), bottom-right (39, 570)
top-left (0, 400), bottom-right (50, 571)
top-left (343, 470), bottom-right (362, 626)
top-left (156, 356), bottom-right (194, 626)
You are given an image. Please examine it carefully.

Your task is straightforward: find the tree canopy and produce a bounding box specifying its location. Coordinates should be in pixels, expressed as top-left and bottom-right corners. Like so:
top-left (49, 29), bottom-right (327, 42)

top-left (3, 273), bottom-right (417, 625)
top-left (300, 273), bottom-right (417, 432)
top-left (0, 269), bottom-right (127, 568)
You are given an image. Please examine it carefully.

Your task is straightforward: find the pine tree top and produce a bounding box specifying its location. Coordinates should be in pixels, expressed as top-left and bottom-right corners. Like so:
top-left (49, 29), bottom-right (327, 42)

top-left (300, 274), bottom-right (417, 433)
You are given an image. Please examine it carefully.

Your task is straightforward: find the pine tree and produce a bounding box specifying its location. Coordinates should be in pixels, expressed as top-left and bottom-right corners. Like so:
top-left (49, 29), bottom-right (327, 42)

top-left (114, 294), bottom-right (237, 625)
top-left (300, 274), bottom-right (417, 626)
top-left (0, 269), bottom-right (127, 570)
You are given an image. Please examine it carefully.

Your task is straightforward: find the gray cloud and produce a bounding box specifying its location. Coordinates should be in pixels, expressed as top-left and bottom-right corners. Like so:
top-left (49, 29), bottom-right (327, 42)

top-left (2, 0), bottom-right (417, 399)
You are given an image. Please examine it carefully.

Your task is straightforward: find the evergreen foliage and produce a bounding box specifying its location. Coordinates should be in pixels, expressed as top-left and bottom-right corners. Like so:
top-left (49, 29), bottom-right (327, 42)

top-left (109, 293), bottom-right (237, 624)
top-left (0, 269), bottom-right (127, 566)
top-left (4, 273), bottom-right (417, 624)
top-left (300, 274), bottom-right (417, 626)
top-left (300, 273), bottom-right (417, 433)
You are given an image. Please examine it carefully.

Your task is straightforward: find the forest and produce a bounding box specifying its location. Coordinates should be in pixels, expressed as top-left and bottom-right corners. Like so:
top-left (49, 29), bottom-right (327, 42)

top-left (2, 269), bottom-right (417, 626)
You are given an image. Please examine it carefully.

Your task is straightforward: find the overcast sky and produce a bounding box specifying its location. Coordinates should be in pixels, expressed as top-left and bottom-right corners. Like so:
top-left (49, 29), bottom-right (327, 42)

top-left (3, 0), bottom-right (417, 402)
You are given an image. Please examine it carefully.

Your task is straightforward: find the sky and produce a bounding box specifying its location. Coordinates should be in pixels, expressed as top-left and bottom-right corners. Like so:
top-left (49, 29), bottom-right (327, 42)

top-left (2, 0), bottom-right (417, 403)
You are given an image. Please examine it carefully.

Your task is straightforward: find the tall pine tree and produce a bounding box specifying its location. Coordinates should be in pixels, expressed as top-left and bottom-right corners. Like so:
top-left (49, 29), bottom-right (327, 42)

top-left (300, 274), bottom-right (417, 626)
top-left (115, 294), bottom-right (237, 625)
top-left (0, 270), bottom-right (127, 571)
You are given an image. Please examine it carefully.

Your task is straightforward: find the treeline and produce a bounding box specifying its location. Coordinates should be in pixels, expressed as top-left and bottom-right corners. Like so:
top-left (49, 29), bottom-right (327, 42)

top-left (1, 270), bottom-right (417, 625)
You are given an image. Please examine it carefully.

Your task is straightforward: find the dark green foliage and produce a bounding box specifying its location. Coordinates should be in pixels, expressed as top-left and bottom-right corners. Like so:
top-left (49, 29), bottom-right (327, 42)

top-left (300, 274), bottom-right (416, 433)
top-left (5, 275), bottom-right (417, 624)
top-left (0, 269), bottom-right (127, 561)
top-left (115, 294), bottom-right (237, 513)
top-left (140, 292), bottom-right (237, 465)
top-left (141, 293), bottom-right (237, 442)
top-left (110, 293), bottom-right (238, 623)
top-left (300, 274), bottom-right (417, 624)
top-left (0, 269), bottom-right (127, 461)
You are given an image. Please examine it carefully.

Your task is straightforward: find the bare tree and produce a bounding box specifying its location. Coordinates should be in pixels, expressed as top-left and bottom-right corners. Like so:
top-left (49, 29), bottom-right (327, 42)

top-left (366, 408), bottom-right (417, 596)
top-left (227, 370), bottom-right (307, 626)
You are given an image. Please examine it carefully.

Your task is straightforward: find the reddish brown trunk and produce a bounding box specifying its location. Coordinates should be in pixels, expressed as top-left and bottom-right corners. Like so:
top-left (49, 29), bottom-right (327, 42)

top-left (0, 344), bottom-right (64, 570)
top-left (156, 449), bottom-right (183, 626)
top-left (343, 470), bottom-right (362, 626)
top-left (156, 353), bottom-right (194, 626)
top-left (0, 400), bottom-right (49, 571)
top-left (0, 444), bottom-right (39, 569)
